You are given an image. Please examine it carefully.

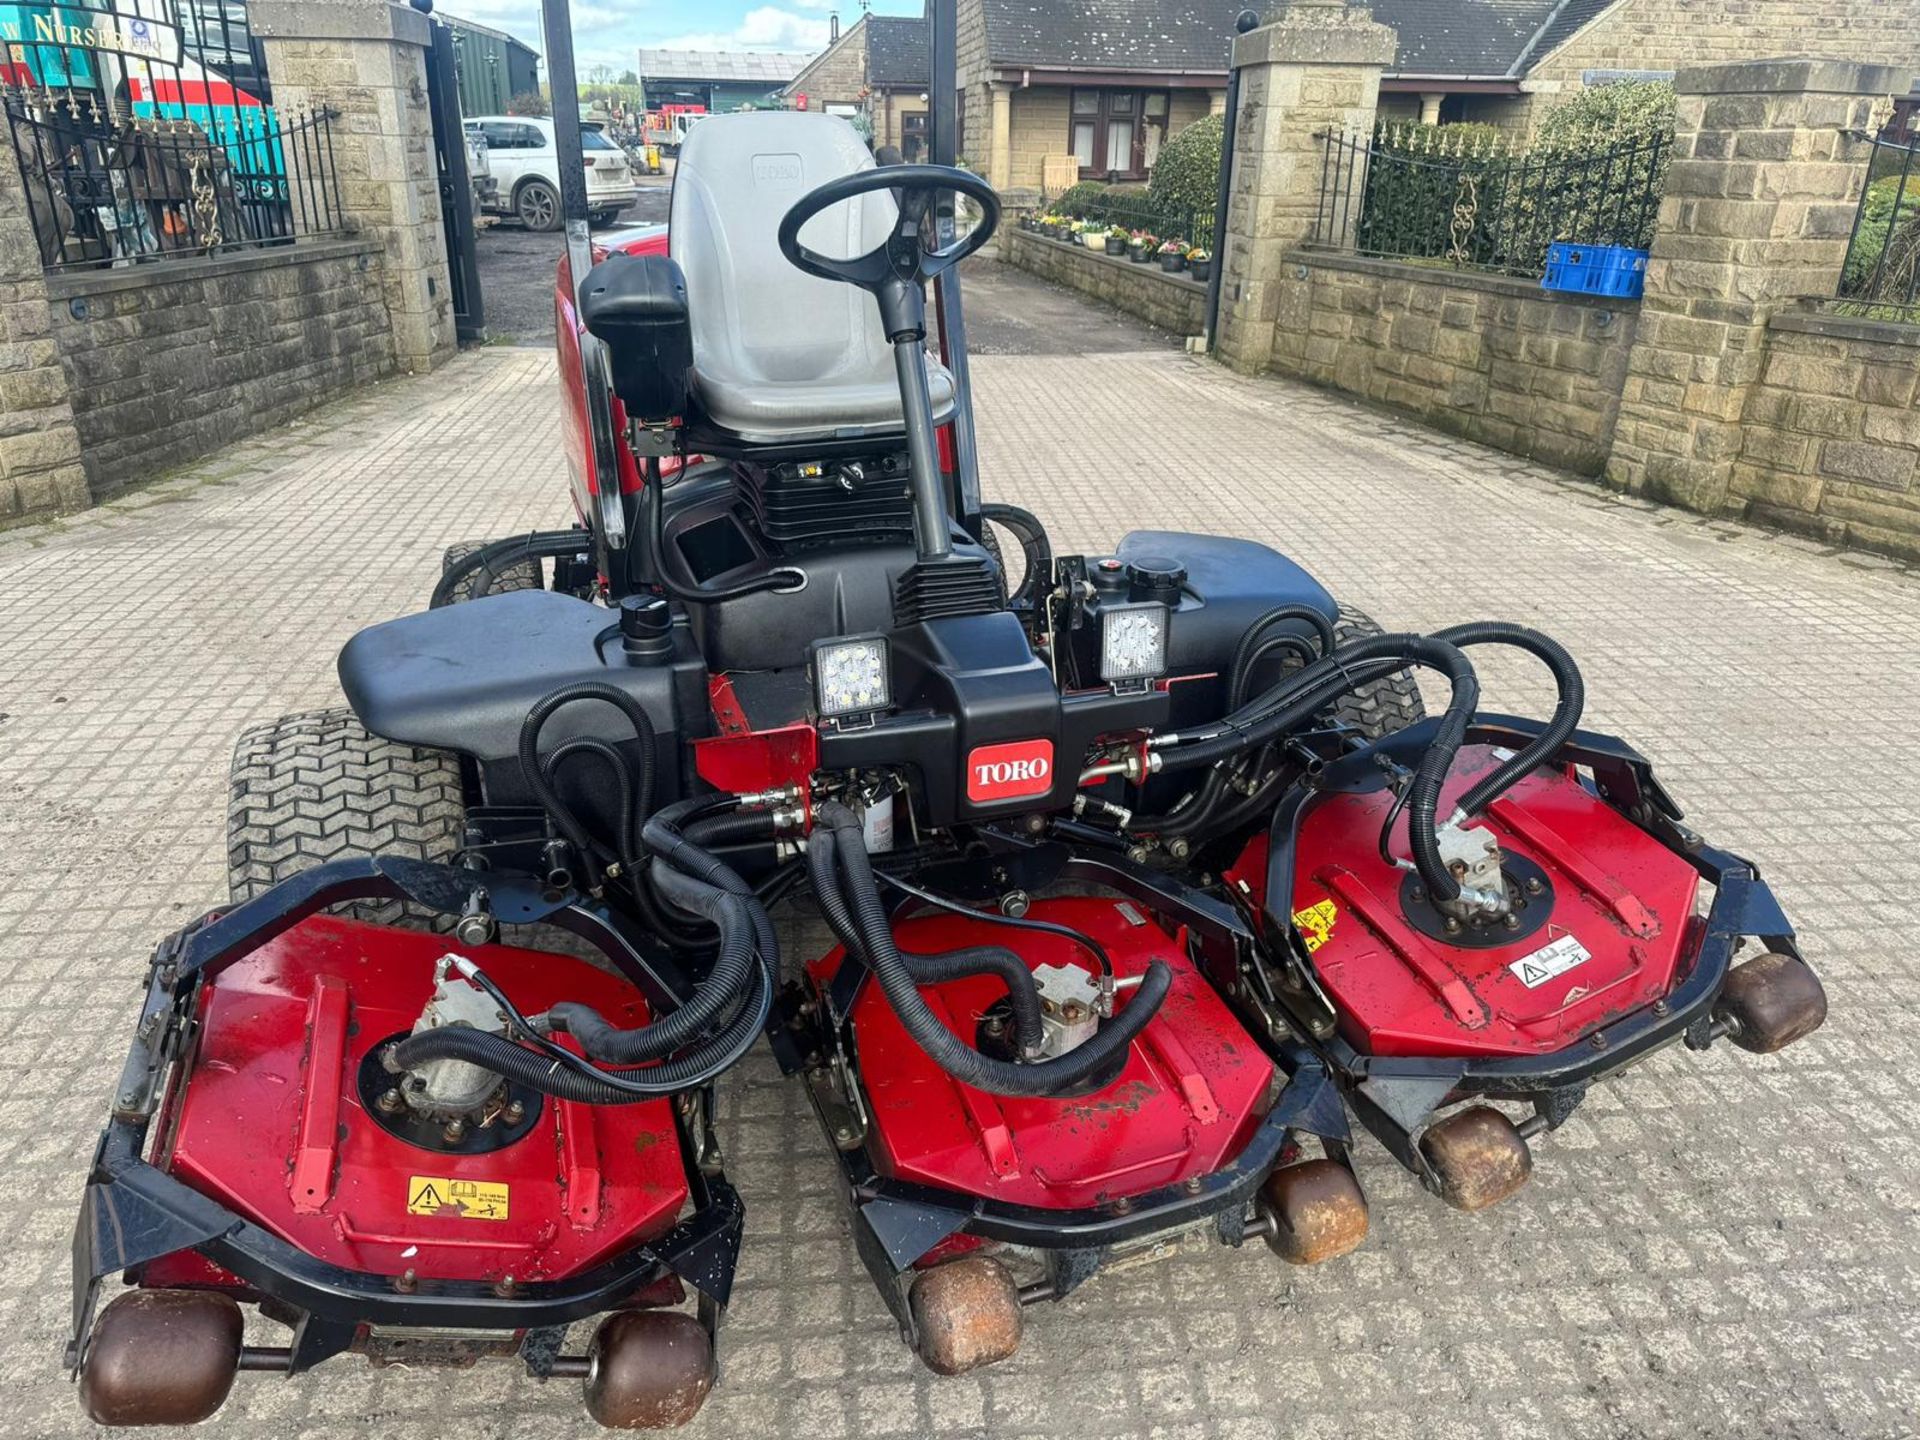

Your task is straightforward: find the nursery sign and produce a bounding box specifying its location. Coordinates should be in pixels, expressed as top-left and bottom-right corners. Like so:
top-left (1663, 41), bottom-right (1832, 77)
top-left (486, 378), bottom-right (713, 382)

top-left (2, 8), bottom-right (181, 66)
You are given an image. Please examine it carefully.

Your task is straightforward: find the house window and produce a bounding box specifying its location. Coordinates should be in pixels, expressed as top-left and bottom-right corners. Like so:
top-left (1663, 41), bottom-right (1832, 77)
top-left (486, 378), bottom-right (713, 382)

top-left (1070, 88), bottom-right (1170, 179)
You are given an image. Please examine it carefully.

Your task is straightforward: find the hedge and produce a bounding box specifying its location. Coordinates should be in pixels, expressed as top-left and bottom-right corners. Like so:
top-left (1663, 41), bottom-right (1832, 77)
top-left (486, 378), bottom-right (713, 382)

top-left (1147, 113), bottom-right (1223, 217)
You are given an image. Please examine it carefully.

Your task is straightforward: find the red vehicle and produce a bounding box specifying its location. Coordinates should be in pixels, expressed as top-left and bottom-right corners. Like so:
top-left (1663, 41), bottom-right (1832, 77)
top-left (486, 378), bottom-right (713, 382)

top-left (64, 0), bottom-right (1825, 1426)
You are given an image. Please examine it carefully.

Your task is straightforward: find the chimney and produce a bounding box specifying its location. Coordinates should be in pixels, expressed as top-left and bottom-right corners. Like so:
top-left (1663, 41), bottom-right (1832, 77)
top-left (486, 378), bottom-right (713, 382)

top-left (830, 12), bottom-right (840, 42)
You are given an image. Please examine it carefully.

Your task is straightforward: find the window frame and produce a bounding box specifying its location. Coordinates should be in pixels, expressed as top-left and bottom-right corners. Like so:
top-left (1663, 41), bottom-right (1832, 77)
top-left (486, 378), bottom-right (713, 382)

top-left (1068, 88), bottom-right (1172, 181)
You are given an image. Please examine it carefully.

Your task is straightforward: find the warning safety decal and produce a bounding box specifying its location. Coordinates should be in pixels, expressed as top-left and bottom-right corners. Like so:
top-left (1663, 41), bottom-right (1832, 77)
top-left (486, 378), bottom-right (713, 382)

top-left (1291, 899), bottom-right (1338, 954)
top-left (1508, 935), bottom-right (1592, 990)
top-left (406, 1175), bottom-right (510, 1221)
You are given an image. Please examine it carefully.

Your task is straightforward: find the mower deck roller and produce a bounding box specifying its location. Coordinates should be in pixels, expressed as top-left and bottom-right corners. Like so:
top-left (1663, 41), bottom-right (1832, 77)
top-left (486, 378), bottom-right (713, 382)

top-left (71, 47), bottom-right (1826, 1414)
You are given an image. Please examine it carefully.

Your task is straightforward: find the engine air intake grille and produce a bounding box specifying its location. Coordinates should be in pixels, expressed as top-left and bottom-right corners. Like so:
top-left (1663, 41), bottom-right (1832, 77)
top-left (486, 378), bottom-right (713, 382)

top-left (736, 456), bottom-right (915, 549)
top-left (893, 554), bottom-right (1004, 626)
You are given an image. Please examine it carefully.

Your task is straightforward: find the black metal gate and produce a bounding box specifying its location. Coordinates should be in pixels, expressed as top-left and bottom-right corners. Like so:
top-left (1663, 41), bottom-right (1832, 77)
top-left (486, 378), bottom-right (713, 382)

top-left (424, 18), bottom-right (484, 342)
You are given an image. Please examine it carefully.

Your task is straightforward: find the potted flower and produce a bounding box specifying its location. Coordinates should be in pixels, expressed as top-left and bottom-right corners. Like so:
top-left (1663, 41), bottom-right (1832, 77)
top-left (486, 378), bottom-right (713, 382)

top-left (1157, 237), bottom-right (1188, 273)
top-left (1186, 246), bottom-right (1213, 282)
top-left (1079, 220), bottom-right (1105, 249)
top-left (1104, 225), bottom-right (1127, 257)
top-left (1128, 230), bottom-right (1156, 263)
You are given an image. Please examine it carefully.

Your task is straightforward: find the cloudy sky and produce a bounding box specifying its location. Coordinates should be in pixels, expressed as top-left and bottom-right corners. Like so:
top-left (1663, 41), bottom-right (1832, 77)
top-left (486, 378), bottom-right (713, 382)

top-left (440, 0), bottom-right (928, 80)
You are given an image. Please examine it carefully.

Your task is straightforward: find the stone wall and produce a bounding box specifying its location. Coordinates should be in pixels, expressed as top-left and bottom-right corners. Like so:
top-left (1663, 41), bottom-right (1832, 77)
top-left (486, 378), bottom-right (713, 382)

top-left (1604, 59), bottom-right (1898, 513)
top-left (783, 19), bottom-right (866, 108)
top-left (783, 24), bottom-right (867, 109)
top-left (1272, 251), bottom-right (1640, 474)
top-left (1006, 87), bottom-right (1073, 193)
top-left (1003, 228), bottom-right (1209, 336)
top-left (1216, 1), bottom-right (1398, 373)
top-left (1521, 0), bottom-right (1920, 128)
top-left (252, 0), bottom-right (455, 373)
top-left (1728, 311), bottom-right (1920, 559)
top-left (0, 114), bottom-right (87, 523)
top-left (47, 240), bottom-right (391, 503)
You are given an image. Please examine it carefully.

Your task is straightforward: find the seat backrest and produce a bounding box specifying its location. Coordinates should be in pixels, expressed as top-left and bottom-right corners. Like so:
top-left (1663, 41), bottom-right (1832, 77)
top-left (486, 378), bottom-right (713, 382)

top-left (669, 113), bottom-right (896, 395)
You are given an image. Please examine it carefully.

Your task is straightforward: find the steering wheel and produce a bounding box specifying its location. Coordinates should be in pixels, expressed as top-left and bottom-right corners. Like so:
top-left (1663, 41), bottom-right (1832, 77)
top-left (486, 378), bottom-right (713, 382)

top-left (776, 164), bottom-right (1000, 306)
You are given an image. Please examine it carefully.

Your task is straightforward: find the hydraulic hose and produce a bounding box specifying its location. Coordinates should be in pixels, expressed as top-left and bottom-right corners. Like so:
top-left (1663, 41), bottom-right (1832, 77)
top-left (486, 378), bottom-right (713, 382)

top-left (393, 794), bottom-right (779, 1100)
top-left (872, 869), bottom-right (1116, 977)
top-left (1158, 634), bottom-right (1479, 900)
top-left (979, 502), bottom-right (1053, 610)
top-left (389, 992), bottom-right (766, 1102)
top-left (518, 682), bottom-right (658, 864)
top-left (816, 802), bottom-right (1170, 1097)
top-left (807, 827), bottom-right (1046, 1056)
top-left (682, 811), bottom-right (782, 848)
top-left (1225, 603), bottom-right (1336, 705)
top-left (430, 530), bottom-right (585, 609)
top-left (541, 736), bottom-right (633, 877)
top-left (645, 462), bottom-right (805, 602)
top-left (545, 863), bottom-right (759, 1064)
top-left (644, 796), bottom-right (782, 979)
top-left (1430, 621), bottom-right (1584, 819)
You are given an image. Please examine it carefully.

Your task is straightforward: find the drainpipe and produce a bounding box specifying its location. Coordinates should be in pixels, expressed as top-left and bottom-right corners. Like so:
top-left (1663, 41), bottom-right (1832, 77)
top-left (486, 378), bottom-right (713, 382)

top-left (1203, 10), bottom-right (1262, 354)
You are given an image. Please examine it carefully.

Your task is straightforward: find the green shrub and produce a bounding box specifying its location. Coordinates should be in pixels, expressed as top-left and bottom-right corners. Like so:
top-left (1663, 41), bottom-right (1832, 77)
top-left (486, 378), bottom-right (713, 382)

top-left (1147, 113), bottom-right (1223, 217)
top-left (1842, 173), bottom-right (1920, 296)
top-left (1055, 180), bottom-right (1110, 217)
top-left (1535, 80), bottom-right (1675, 150)
top-left (1357, 82), bottom-right (1675, 274)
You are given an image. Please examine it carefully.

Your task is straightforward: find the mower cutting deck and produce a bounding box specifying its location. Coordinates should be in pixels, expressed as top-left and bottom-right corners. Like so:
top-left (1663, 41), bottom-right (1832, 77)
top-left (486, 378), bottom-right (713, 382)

top-left (70, 860), bottom-right (754, 1428)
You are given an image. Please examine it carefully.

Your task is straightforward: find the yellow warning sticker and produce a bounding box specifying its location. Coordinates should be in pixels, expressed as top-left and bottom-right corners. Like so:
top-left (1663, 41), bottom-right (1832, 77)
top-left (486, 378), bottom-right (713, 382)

top-left (1291, 899), bottom-right (1338, 954)
top-left (406, 1175), bottom-right (510, 1221)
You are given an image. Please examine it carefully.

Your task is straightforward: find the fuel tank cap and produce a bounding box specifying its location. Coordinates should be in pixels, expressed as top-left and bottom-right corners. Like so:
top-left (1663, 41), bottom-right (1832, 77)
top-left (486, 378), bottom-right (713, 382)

top-left (1125, 556), bottom-right (1187, 603)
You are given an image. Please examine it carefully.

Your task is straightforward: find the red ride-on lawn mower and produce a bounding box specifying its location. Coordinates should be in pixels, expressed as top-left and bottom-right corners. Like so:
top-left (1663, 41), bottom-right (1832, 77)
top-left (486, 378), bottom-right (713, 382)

top-left (407, 96), bottom-right (1818, 1373)
top-left (68, 7), bottom-right (1825, 1413)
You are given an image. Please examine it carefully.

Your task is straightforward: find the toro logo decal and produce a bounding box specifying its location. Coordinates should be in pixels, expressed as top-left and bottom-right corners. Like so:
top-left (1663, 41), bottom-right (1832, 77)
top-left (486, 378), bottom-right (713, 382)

top-left (966, 739), bottom-right (1054, 804)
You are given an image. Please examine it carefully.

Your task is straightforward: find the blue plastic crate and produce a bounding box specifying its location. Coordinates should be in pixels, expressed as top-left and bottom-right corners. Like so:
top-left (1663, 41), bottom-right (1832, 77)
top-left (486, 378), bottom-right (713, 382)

top-left (1542, 242), bottom-right (1647, 299)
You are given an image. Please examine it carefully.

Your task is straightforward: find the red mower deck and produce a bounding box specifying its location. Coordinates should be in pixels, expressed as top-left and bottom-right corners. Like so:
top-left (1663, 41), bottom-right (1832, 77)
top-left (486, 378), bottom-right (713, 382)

top-left (809, 898), bottom-right (1275, 1209)
top-left (1236, 744), bottom-right (1704, 1059)
top-left (155, 915), bottom-right (689, 1285)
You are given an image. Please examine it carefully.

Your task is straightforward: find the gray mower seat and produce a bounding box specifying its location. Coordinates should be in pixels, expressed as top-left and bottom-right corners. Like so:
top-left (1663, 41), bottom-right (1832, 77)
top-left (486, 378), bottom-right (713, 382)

top-left (669, 112), bottom-right (954, 446)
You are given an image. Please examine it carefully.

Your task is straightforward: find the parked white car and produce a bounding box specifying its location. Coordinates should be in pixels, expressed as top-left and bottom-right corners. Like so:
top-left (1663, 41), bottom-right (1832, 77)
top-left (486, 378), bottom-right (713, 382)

top-left (463, 116), bottom-right (637, 231)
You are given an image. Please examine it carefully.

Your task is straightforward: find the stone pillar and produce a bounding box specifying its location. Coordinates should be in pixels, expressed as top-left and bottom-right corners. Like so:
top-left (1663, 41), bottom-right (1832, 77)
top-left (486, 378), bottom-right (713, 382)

top-left (1419, 91), bottom-right (1442, 125)
top-left (989, 83), bottom-right (1013, 193)
top-left (1606, 58), bottom-right (1903, 512)
top-left (251, 0), bottom-right (455, 372)
top-left (0, 118), bottom-right (88, 521)
top-left (1215, 0), bottom-right (1397, 373)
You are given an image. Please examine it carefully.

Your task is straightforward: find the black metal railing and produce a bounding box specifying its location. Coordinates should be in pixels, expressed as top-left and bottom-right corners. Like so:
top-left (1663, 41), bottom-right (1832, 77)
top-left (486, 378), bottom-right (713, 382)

top-left (6, 89), bottom-right (343, 271)
top-left (1, 0), bottom-right (350, 272)
top-left (1833, 131), bottom-right (1920, 320)
top-left (1046, 189), bottom-right (1215, 254)
top-left (1313, 127), bottom-right (1669, 278)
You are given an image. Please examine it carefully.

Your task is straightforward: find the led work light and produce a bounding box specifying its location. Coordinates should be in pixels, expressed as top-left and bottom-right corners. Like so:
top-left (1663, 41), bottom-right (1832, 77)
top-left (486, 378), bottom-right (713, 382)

top-left (811, 634), bottom-right (892, 721)
top-left (1099, 603), bottom-right (1169, 684)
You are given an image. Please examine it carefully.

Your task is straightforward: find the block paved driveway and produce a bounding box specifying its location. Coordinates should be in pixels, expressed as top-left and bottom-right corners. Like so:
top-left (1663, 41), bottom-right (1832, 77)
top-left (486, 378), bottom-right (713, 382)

top-left (3, 285), bottom-right (1918, 1439)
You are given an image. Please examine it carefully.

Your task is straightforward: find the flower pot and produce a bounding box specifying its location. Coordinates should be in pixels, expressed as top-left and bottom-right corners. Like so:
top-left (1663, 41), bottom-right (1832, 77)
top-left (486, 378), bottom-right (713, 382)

top-left (1159, 254), bottom-right (1186, 273)
top-left (1104, 237), bottom-right (1125, 256)
top-left (1128, 247), bottom-right (1151, 264)
top-left (1083, 232), bottom-right (1104, 248)
top-left (1189, 259), bottom-right (1212, 282)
